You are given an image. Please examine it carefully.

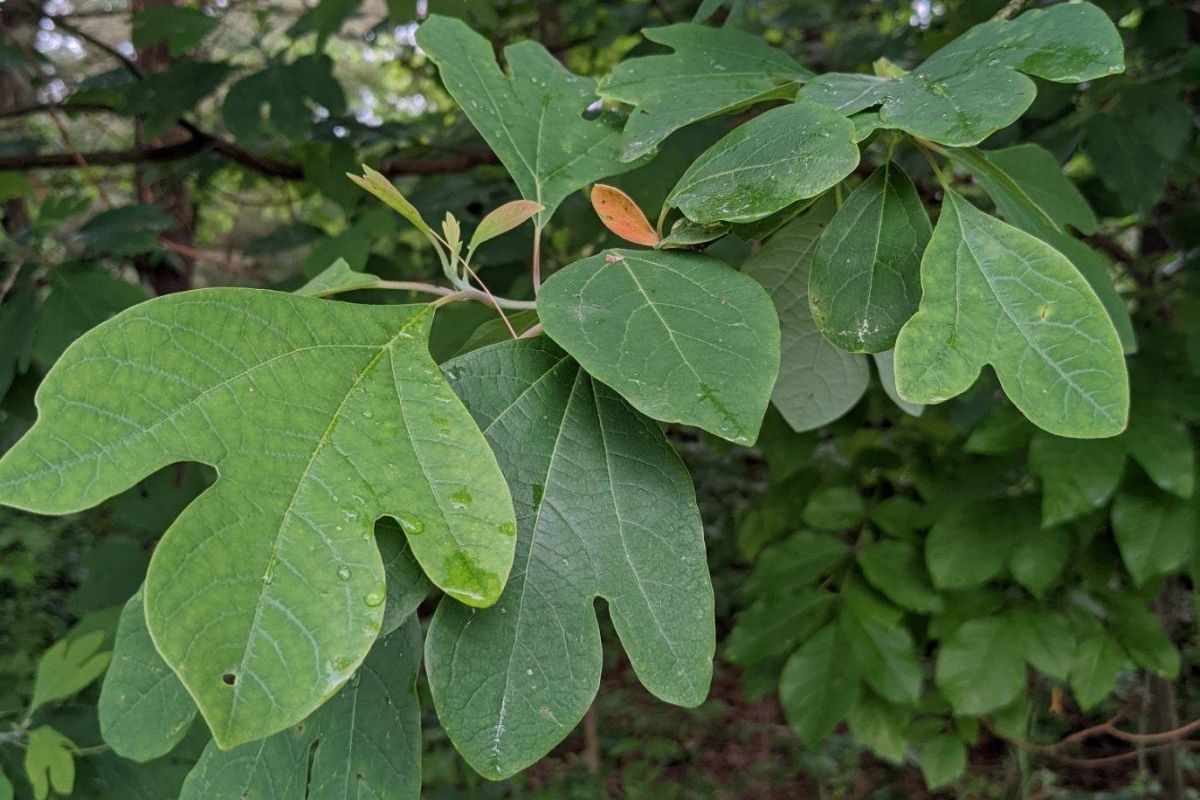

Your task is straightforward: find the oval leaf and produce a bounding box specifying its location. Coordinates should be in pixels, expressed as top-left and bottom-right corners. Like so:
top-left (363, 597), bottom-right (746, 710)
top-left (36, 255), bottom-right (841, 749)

top-left (667, 100), bottom-right (859, 224)
top-left (468, 200), bottom-right (543, 252)
top-left (591, 184), bottom-right (660, 247)
top-left (538, 249), bottom-right (780, 444)
top-left (809, 162), bottom-right (931, 353)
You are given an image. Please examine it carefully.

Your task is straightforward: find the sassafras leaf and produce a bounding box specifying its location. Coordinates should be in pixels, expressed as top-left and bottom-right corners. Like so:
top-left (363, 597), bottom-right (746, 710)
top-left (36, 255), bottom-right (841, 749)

top-left (416, 15), bottom-right (638, 227)
top-left (429, 339), bottom-right (714, 778)
top-left (893, 192), bottom-right (1128, 438)
top-left (598, 23), bottom-right (810, 162)
top-left (0, 288), bottom-right (516, 748)
top-left (538, 249), bottom-right (779, 444)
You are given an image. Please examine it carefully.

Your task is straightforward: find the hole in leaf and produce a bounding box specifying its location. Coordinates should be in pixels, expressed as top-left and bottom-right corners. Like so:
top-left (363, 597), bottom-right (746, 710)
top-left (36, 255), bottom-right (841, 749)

top-left (222, 672), bottom-right (237, 686)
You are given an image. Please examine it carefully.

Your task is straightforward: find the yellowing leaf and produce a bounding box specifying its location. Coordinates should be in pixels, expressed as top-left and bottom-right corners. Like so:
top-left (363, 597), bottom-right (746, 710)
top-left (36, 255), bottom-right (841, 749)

top-left (590, 184), bottom-right (660, 247)
top-left (468, 200), bottom-right (543, 252)
top-left (24, 727), bottom-right (75, 800)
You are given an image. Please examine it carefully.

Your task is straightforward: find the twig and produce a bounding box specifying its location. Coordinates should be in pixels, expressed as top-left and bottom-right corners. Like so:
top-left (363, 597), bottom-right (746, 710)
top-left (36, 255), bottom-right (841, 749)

top-left (531, 226), bottom-right (544, 293)
top-left (518, 323), bottom-right (544, 339)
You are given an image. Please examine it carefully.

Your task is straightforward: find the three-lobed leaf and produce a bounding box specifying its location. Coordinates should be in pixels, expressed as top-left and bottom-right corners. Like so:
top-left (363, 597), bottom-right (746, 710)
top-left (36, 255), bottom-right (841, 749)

top-left (598, 23), bottom-right (810, 162)
top-left (0, 289), bottom-right (516, 748)
top-left (801, 3), bottom-right (1123, 146)
top-left (893, 192), bottom-right (1128, 438)
top-left (538, 249), bottom-right (780, 445)
top-left (428, 339), bottom-right (714, 778)
top-left (416, 15), bottom-right (638, 227)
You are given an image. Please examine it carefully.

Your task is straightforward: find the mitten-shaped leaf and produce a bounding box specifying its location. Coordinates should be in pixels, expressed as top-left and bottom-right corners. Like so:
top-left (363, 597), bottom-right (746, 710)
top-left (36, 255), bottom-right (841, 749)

top-left (809, 161), bottom-right (931, 353)
top-left (893, 193), bottom-right (1128, 438)
top-left (539, 249), bottom-right (779, 444)
top-left (802, 3), bottom-right (1123, 146)
top-left (427, 339), bottom-right (714, 779)
top-left (416, 15), bottom-right (637, 227)
top-left (0, 289), bottom-right (516, 748)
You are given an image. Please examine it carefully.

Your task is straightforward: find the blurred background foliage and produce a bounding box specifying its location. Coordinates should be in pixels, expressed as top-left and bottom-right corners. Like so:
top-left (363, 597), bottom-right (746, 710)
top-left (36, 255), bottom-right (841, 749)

top-left (0, 0), bottom-right (1197, 797)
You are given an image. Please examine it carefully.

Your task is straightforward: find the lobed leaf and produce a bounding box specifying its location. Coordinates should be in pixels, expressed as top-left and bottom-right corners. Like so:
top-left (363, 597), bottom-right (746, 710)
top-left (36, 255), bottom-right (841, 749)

top-left (0, 289), bottom-right (516, 748)
top-left (429, 339), bottom-right (714, 778)
top-left (180, 619), bottom-right (423, 799)
top-left (802, 3), bottom-right (1123, 146)
top-left (598, 23), bottom-right (810, 162)
top-left (416, 15), bottom-right (638, 227)
top-left (893, 192), bottom-right (1128, 438)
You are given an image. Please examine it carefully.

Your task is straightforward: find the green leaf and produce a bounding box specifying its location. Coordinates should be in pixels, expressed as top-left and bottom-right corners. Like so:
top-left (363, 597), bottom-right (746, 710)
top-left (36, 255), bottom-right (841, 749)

top-left (30, 631), bottom-right (111, 714)
top-left (453, 310), bottom-right (540, 357)
top-left (1104, 594), bottom-right (1179, 679)
top-left (33, 265), bottom-right (149, 367)
top-left (99, 588), bottom-right (196, 762)
top-left (180, 619), bottom-right (422, 800)
top-left (839, 603), bottom-right (922, 704)
top-left (741, 203), bottom-right (871, 431)
top-left (1045, 235), bottom-right (1136, 356)
top-left (127, 60), bottom-right (233, 139)
top-left (468, 200), bottom-right (543, 253)
top-left (948, 144), bottom-right (1096, 236)
top-left (964, 404), bottom-right (1034, 455)
top-left (1112, 489), bottom-right (1197, 587)
top-left (667, 101), bottom-right (859, 224)
top-left (873, 350), bottom-right (925, 418)
top-left (658, 219), bottom-right (731, 250)
top-left (858, 539), bottom-right (942, 614)
top-left (1029, 433), bottom-right (1124, 526)
top-left (1125, 403), bottom-right (1196, 499)
top-left (76, 204), bottom-right (176, 256)
top-left (598, 24), bottom-right (809, 162)
top-left (416, 15), bottom-right (637, 227)
top-left (926, 499), bottom-right (1029, 590)
top-left (1069, 626), bottom-right (1124, 711)
top-left (801, 486), bottom-right (864, 530)
top-left (847, 691), bottom-right (910, 764)
top-left (779, 624), bottom-right (860, 746)
top-left (802, 3), bottom-right (1123, 146)
top-left (1007, 524), bottom-right (1068, 598)
top-left (990, 695), bottom-right (1030, 740)
top-left (538, 249), bottom-right (779, 445)
top-left (24, 727), bottom-right (75, 800)
top-left (1007, 607), bottom-right (1074, 681)
top-left (809, 162), bottom-right (931, 353)
top-left (429, 339), bottom-right (714, 778)
top-left (295, 258), bottom-right (385, 298)
top-left (935, 617), bottom-right (1025, 714)
top-left (727, 591), bottom-right (834, 666)
top-left (893, 192), bottom-right (1128, 438)
top-left (920, 734), bottom-right (966, 790)
top-left (132, 6), bottom-right (219, 56)
top-left (744, 531), bottom-right (850, 599)
top-left (222, 55), bottom-right (345, 143)
top-left (0, 768), bottom-right (11, 800)
top-left (0, 289), bottom-right (516, 748)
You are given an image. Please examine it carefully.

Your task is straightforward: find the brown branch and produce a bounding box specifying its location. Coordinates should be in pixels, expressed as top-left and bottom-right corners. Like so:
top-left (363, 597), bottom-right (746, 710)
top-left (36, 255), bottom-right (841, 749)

top-left (0, 139), bottom-right (497, 178)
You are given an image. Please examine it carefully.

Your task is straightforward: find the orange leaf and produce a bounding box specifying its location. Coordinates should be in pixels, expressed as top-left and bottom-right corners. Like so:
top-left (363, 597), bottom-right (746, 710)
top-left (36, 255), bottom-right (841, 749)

top-left (590, 184), bottom-right (660, 247)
